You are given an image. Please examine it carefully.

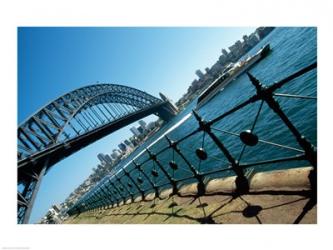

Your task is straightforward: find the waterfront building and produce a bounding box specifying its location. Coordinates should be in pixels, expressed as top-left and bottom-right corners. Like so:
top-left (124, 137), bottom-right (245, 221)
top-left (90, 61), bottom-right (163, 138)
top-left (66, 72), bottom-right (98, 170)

top-left (97, 153), bottom-right (107, 165)
top-left (146, 121), bottom-right (156, 131)
top-left (130, 128), bottom-right (138, 136)
top-left (124, 139), bottom-right (134, 148)
top-left (130, 126), bottom-right (141, 137)
top-left (129, 136), bottom-right (138, 146)
top-left (40, 205), bottom-right (63, 224)
top-left (195, 69), bottom-right (205, 79)
top-left (138, 120), bottom-right (147, 130)
top-left (247, 33), bottom-right (258, 47)
top-left (111, 149), bottom-right (121, 159)
top-left (104, 154), bottom-right (113, 164)
top-left (137, 126), bottom-right (144, 134)
top-left (118, 142), bottom-right (127, 152)
top-left (256, 27), bottom-right (275, 40)
top-left (218, 54), bottom-right (227, 65)
top-left (222, 48), bottom-right (228, 57)
top-left (235, 40), bottom-right (242, 50)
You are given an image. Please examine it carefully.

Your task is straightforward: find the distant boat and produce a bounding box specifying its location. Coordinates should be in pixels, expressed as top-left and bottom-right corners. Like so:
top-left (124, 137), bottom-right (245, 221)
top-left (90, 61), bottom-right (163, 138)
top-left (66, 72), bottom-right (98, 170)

top-left (196, 44), bottom-right (271, 109)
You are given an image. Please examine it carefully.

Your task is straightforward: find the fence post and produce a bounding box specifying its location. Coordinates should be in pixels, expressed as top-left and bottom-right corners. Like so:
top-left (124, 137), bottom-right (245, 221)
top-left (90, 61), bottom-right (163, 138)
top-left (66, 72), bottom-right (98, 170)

top-left (247, 72), bottom-right (317, 200)
top-left (133, 160), bottom-right (160, 199)
top-left (165, 136), bottom-right (206, 195)
top-left (192, 110), bottom-right (249, 194)
top-left (123, 168), bottom-right (146, 201)
top-left (146, 148), bottom-right (179, 196)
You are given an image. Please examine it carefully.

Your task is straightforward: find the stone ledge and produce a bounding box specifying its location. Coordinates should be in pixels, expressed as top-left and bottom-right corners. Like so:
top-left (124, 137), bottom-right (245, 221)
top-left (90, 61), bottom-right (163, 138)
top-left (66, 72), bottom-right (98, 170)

top-left (64, 167), bottom-right (316, 224)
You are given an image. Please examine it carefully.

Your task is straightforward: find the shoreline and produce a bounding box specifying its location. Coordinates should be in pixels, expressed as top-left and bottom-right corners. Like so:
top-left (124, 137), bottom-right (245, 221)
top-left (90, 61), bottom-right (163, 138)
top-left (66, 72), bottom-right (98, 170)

top-left (64, 166), bottom-right (316, 224)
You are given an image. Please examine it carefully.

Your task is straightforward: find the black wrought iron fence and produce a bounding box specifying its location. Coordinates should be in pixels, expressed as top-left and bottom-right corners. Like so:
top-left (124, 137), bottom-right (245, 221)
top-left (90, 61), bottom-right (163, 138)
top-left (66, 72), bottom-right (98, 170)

top-left (67, 62), bottom-right (317, 216)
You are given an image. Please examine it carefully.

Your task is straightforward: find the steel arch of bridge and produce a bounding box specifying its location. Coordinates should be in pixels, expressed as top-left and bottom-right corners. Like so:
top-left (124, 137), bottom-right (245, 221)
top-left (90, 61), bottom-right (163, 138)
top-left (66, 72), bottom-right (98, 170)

top-left (17, 83), bottom-right (177, 224)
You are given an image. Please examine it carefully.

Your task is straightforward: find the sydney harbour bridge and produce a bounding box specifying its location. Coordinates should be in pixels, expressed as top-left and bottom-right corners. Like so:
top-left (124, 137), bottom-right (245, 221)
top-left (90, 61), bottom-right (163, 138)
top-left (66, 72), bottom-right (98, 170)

top-left (17, 83), bottom-right (178, 224)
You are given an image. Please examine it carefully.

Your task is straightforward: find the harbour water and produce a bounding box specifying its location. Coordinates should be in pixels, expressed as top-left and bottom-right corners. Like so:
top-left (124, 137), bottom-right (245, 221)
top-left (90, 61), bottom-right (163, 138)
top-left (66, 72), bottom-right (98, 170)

top-left (111, 27), bottom-right (317, 184)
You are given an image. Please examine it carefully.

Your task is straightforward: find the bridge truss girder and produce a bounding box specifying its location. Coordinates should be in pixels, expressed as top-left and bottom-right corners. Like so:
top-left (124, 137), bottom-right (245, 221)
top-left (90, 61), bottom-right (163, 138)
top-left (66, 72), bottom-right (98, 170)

top-left (17, 83), bottom-right (177, 224)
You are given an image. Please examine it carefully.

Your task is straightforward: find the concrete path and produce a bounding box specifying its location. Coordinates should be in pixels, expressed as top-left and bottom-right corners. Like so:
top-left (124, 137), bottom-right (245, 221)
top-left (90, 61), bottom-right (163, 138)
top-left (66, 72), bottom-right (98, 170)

top-left (64, 167), bottom-right (316, 224)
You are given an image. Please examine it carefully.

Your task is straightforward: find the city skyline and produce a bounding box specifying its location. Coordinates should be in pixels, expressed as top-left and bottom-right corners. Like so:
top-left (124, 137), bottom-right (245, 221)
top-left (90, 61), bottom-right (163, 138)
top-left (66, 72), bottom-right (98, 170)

top-left (62, 119), bottom-right (154, 212)
top-left (18, 27), bottom-right (257, 223)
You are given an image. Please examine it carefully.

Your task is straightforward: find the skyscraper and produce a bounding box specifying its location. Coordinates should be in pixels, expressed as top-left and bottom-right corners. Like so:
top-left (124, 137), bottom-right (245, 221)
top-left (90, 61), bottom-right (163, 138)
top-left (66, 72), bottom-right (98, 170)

top-left (124, 139), bottom-right (134, 148)
top-left (104, 154), bottom-right (113, 164)
top-left (130, 126), bottom-right (141, 136)
top-left (97, 153), bottom-right (106, 164)
top-left (118, 142), bottom-right (127, 152)
top-left (111, 149), bottom-right (121, 159)
top-left (138, 120), bottom-right (147, 130)
top-left (138, 126), bottom-right (144, 134)
top-left (195, 69), bottom-right (204, 79)
top-left (222, 48), bottom-right (228, 57)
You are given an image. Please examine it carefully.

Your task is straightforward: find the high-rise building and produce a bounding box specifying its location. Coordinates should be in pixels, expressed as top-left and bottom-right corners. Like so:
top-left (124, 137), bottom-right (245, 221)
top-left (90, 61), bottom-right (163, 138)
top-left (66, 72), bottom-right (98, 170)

top-left (256, 27), bottom-right (275, 40)
top-left (222, 49), bottom-right (228, 57)
top-left (118, 142), bottom-right (127, 152)
top-left (124, 139), bottom-right (134, 148)
top-left (104, 154), bottom-right (113, 164)
top-left (248, 33), bottom-right (260, 47)
top-left (138, 120), bottom-right (147, 130)
top-left (195, 69), bottom-right (205, 79)
top-left (219, 54), bottom-right (227, 65)
top-left (130, 126), bottom-right (141, 136)
top-left (129, 137), bottom-right (138, 147)
top-left (97, 153), bottom-right (106, 164)
top-left (146, 121), bottom-right (156, 131)
top-left (195, 69), bottom-right (204, 79)
top-left (235, 40), bottom-right (242, 49)
top-left (111, 149), bottom-right (121, 159)
top-left (137, 126), bottom-right (144, 134)
top-left (40, 204), bottom-right (63, 224)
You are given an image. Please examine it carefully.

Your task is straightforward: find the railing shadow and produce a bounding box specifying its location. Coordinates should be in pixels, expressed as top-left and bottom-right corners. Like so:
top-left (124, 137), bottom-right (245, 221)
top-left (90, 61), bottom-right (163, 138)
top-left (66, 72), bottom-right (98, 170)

top-left (67, 62), bottom-right (317, 225)
top-left (69, 186), bottom-right (315, 224)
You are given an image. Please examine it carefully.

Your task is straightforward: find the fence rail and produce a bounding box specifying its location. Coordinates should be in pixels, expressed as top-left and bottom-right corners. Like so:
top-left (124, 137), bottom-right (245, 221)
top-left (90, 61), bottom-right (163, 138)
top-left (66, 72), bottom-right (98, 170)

top-left (67, 62), bottom-right (317, 216)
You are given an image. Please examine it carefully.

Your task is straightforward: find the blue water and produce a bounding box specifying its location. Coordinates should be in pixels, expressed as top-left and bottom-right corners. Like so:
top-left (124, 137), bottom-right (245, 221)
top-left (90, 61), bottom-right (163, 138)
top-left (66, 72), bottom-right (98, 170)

top-left (99, 27), bottom-right (317, 191)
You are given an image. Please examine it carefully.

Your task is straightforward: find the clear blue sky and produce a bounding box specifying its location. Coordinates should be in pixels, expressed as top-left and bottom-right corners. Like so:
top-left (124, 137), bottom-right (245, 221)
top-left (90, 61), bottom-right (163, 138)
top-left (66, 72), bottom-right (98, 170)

top-left (18, 27), bottom-right (256, 223)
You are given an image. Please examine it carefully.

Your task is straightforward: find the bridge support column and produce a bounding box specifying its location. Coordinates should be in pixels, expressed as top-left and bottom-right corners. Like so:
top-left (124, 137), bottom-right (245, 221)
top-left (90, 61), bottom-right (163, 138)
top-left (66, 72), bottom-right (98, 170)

top-left (19, 163), bottom-right (47, 224)
top-left (157, 93), bottom-right (179, 122)
top-left (156, 104), bottom-right (179, 122)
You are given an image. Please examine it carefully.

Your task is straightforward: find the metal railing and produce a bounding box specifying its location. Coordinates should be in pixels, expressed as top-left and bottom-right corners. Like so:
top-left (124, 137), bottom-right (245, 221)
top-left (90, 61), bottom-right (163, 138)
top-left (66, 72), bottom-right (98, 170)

top-left (67, 62), bottom-right (317, 216)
